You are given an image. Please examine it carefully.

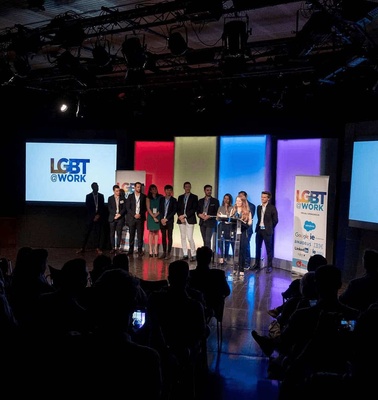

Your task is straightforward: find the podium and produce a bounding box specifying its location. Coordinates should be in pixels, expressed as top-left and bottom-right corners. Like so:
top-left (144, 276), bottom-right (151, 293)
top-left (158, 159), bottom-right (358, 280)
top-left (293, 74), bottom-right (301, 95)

top-left (215, 216), bottom-right (242, 267)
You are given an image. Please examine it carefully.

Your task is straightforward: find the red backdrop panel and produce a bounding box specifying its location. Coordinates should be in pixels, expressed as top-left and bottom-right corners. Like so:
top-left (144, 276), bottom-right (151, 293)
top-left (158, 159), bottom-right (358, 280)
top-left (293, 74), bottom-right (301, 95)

top-left (135, 141), bottom-right (175, 245)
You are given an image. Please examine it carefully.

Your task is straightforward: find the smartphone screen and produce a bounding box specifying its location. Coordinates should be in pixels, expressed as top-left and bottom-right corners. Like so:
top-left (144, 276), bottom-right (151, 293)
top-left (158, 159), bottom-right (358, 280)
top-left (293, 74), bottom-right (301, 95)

top-left (132, 310), bottom-right (146, 330)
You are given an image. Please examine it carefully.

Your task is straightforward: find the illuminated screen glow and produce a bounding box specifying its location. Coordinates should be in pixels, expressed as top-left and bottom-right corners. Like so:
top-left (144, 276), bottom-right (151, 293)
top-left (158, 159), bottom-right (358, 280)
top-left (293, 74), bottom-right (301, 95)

top-left (135, 141), bottom-right (175, 248)
top-left (349, 140), bottom-right (378, 230)
top-left (275, 139), bottom-right (322, 261)
top-left (218, 135), bottom-right (268, 259)
top-left (25, 141), bottom-right (117, 203)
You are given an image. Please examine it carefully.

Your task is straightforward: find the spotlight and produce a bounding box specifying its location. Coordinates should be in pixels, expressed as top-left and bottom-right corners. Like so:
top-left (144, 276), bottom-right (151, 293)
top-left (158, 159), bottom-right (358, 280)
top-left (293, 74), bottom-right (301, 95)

top-left (60, 103), bottom-right (69, 112)
top-left (122, 36), bottom-right (146, 70)
top-left (92, 44), bottom-right (112, 71)
top-left (57, 51), bottom-right (80, 73)
top-left (52, 18), bottom-right (85, 48)
top-left (168, 31), bottom-right (188, 56)
top-left (27, 0), bottom-right (45, 11)
top-left (222, 19), bottom-right (248, 56)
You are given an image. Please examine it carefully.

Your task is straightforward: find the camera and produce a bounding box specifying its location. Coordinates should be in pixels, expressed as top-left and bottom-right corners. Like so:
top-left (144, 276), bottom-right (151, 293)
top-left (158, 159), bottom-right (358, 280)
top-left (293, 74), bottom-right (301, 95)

top-left (132, 309), bottom-right (146, 330)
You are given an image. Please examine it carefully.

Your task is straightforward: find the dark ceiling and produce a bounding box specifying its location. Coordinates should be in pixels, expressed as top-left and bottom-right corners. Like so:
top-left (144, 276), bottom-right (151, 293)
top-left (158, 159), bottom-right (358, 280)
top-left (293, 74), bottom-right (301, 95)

top-left (1, 0), bottom-right (378, 122)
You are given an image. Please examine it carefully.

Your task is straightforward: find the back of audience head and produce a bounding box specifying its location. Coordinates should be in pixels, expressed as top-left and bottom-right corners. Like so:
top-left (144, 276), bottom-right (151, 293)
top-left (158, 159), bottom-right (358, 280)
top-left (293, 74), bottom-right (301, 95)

top-left (13, 246), bottom-right (33, 276)
top-left (168, 260), bottom-right (189, 288)
top-left (196, 246), bottom-right (213, 269)
top-left (363, 248), bottom-right (378, 273)
top-left (92, 269), bottom-right (139, 330)
top-left (112, 253), bottom-right (129, 272)
top-left (28, 248), bottom-right (49, 278)
top-left (91, 254), bottom-right (112, 284)
top-left (314, 264), bottom-right (342, 297)
top-left (307, 254), bottom-right (327, 272)
top-left (300, 271), bottom-right (317, 299)
top-left (61, 258), bottom-right (88, 292)
top-left (0, 257), bottom-right (10, 277)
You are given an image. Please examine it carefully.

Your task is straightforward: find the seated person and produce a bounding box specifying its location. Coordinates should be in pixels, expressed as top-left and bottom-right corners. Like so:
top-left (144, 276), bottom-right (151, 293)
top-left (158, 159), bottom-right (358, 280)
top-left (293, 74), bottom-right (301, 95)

top-left (268, 254), bottom-right (327, 318)
top-left (86, 269), bottom-right (163, 399)
top-left (188, 246), bottom-right (231, 323)
top-left (339, 248), bottom-right (378, 312)
top-left (148, 260), bottom-right (207, 400)
top-left (252, 271), bottom-right (317, 358)
top-left (278, 265), bottom-right (360, 399)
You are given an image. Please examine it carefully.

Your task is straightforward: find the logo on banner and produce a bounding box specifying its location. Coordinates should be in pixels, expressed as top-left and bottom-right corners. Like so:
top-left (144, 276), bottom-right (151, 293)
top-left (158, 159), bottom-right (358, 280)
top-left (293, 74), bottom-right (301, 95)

top-left (296, 190), bottom-right (327, 211)
top-left (50, 158), bottom-right (90, 183)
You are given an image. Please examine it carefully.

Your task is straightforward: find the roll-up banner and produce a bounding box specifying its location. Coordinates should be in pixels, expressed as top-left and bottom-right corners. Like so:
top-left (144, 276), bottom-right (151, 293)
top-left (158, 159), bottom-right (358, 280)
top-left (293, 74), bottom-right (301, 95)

top-left (292, 175), bottom-right (329, 274)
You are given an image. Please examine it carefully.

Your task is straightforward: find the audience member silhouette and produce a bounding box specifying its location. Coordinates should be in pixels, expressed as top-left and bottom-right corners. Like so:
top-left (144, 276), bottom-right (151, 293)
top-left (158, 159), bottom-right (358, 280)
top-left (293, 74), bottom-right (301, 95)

top-left (252, 271), bottom-right (317, 358)
top-left (278, 264), bottom-right (360, 400)
top-left (0, 257), bottom-right (12, 295)
top-left (111, 252), bottom-right (130, 272)
top-left (31, 258), bottom-right (91, 338)
top-left (87, 268), bottom-right (163, 399)
top-left (0, 267), bottom-right (18, 339)
top-left (188, 245), bottom-right (231, 322)
top-left (268, 254), bottom-right (327, 318)
top-left (148, 260), bottom-right (207, 400)
top-left (339, 248), bottom-right (378, 312)
top-left (89, 253), bottom-right (112, 284)
top-left (0, 267), bottom-right (23, 395)
top-left (7, 247), bottom-right (55, 329)
top-left (350, 299), bottom-right (378, 397)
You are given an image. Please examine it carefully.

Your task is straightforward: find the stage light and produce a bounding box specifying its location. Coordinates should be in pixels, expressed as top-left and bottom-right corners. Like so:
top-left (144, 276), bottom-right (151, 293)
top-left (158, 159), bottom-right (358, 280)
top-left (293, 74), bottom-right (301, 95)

top-left (27, 0), bottom-right (45, 11)
top-left (222, 19), bottom-right (248, 56)
top-left (122, 36), bottom-right (147, 70)
top-left (57, 50), bottom-right (80, 72)
top-left (168, 31), bottom-right (188, 56)
top-left (185, 0), bottom-right (223, 22)
top-left (60, 103), bottom-right (68, 112)
top-left (92, 44), bottom-right (112, 70)
top-left (52, 18), bottom-right (85, 48)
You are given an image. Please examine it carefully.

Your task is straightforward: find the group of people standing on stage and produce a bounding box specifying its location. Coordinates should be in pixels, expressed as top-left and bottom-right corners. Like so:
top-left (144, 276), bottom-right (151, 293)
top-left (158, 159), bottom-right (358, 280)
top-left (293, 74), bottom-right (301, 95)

top-left (77, 181), bottom-right (278, 274)
top-left (77, 181), bottom-right (147, 257)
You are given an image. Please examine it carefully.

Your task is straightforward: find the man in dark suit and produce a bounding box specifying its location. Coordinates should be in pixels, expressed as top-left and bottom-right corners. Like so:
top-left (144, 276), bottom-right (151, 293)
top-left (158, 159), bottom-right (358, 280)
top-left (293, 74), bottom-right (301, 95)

top-left (238, 190), bottom-right (256, 268)
top-left (197, 184), bottom-right (220, 250)
top-left (158, 184), bottom-right (177, 260)
top-left (250, 190), bottom-right (278, 273)
top-left (176, 181), bottom-right (199, 262)
top-left (125, 181), bottom-right (147, 256)
top-left (77, 182), bottom-right (105, 255)
top-left (108, 184), bottom-right (127, 253)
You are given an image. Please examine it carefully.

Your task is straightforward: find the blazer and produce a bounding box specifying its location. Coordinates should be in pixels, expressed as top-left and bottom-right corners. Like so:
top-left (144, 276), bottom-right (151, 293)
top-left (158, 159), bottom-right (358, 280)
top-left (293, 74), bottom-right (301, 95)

top-left (177, 192), bottom-right (199, 225)
top-left (159, 196), bottom-right (178, 225)
top-left (247, 200), bottom-right (256, 219)
top-left (107, 194), bottom-right (127, 223)
top-left (125, 192), bottom-right (147, 224)
top-left (197, 196), bottom-right (220, 228)
top-left (255, 203), bottom-right (278, 235)
top-left (85, 192), bottom-right (105, 222)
